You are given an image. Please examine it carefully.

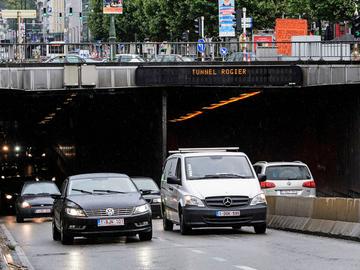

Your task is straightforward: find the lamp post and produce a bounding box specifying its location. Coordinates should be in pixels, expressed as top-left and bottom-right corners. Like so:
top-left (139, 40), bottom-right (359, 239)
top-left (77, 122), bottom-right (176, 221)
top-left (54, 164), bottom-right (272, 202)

top-left (109, 15), bottom-right (116, 61)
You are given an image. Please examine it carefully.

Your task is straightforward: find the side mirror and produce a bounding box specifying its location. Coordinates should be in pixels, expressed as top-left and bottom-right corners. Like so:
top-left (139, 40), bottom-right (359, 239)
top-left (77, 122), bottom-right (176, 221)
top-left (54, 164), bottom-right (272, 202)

top-left (167, 175), bottom-right (181, 185)
top-left (257, 174), bottom-right (267, 182)
top-left (140, 189), bottom-right (152, 195)
top-left (51, 194), bottom-right (61, 200)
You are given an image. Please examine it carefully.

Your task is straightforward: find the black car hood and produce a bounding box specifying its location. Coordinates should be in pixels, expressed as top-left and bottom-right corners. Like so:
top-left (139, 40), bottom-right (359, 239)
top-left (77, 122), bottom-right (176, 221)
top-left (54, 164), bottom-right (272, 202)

top-left (67, 193), bottom-right (146, 209)
top-left (19, 195), bottom-right (54, 205)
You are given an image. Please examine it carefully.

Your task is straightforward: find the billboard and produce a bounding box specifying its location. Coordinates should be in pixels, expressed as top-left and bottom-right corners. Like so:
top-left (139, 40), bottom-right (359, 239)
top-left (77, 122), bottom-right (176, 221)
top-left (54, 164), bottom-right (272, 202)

top-left (103, 0), bottom-right (123, 14)
top-left (218, 0), bottom-right (235, 37)
top-left (275, 19), bottom-right (307, 55)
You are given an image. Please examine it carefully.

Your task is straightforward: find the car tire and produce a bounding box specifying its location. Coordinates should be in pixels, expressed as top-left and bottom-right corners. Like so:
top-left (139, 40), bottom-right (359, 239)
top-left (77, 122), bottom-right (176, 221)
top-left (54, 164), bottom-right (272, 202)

top-left (60, 220), bottom-right (73, 245)
top-left (139, 229), bottom-right (153, 241)
top-left (16, 215), bottom-right (24, 223)
top-left (163, 216), bottom-right (174, 231)
top-left (52, 220), bottom-right (61, 241)
top-left (179, 212), bottom-right (192, 235)
top-left (162, 206), bottom-right (173, 231)
top-left (254, 224), bottom-right (267, 234)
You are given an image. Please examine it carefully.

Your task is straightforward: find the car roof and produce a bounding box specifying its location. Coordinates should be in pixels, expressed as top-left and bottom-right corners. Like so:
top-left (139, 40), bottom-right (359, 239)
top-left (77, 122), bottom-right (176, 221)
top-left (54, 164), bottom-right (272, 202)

top-left (168, 151), bottom-right (248, 158)
top-left (254, 161), bottom-right (307, 166)
top-left (69, 173), bottom-right (129, 180)
top-left (131, 177), bottom-right (155, 181)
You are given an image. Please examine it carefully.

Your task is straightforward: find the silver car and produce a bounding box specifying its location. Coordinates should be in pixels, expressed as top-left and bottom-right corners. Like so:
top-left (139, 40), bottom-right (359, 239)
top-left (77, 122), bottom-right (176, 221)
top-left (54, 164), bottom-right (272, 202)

top-left (253, 161), bottom-right (316, 197)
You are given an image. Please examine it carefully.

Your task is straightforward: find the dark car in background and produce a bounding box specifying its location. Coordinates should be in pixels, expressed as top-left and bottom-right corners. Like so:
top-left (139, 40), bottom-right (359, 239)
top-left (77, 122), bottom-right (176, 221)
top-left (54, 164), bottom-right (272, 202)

top-left (132, 177), bottom-right (161, 218)
top-left (15, 181), bottom-right (60, 223)
top-left (52, 173), bottom-right (152, 245)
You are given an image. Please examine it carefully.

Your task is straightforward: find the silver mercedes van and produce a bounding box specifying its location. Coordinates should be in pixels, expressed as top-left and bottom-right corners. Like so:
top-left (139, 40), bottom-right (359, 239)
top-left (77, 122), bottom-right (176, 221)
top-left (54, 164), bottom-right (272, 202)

top-left (160, 148), bottom-right (267, 235)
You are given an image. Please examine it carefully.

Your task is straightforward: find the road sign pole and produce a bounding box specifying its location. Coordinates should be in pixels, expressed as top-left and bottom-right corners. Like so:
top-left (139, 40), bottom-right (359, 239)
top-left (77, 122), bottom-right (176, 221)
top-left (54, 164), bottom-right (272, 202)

top-left (201, 16), bottom-right (205, 61)
top-left (242, 7), bottom-right (247, 61)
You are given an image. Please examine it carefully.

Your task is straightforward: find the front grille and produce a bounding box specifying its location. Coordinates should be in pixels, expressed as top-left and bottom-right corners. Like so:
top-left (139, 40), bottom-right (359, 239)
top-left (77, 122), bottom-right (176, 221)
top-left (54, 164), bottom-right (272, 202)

top-left (205, 196), bottom-right (249, 207)
top-left (204, 216), bottom-right (252, 224)
top-left (31, 204), bottom-right (53, 207)
top-left (84, 208), bottom-right (133, 217)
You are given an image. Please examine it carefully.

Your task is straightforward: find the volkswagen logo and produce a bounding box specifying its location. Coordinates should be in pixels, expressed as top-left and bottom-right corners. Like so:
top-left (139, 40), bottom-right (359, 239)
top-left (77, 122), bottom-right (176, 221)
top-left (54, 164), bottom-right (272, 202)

top-left (106, 208), bottom-right (115, 216)
top-left (223, 197), bottom-right (232, 207)
top-left (287, 181), bottom-right (292, 186)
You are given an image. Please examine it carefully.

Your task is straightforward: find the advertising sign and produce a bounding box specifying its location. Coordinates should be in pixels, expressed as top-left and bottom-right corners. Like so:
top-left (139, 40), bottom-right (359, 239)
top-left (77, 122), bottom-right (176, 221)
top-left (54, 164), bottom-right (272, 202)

top-left (253, 35), bottom-right (273, 52)
top-left (218, 0), bottom-right (235, 37)
top-left (275, 19), bottom-right (307, 55)
top-left (103, 0), bottom-right (123, 14)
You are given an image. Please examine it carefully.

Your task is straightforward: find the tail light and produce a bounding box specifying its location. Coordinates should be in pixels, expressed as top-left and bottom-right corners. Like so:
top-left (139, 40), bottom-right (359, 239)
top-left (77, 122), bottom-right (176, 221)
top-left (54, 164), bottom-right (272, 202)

top-left (303, 180), bottom-right (316, 188)
top-left (260, 181), bottom-right (276, 189)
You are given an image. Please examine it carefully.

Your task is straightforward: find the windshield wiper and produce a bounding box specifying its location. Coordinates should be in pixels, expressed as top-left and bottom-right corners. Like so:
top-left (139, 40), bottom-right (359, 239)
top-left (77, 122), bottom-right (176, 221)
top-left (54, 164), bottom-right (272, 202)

top-left (93, 189), bottom-right (127, 194)
top-left (37, 192), bottom-right (51, 195)
top-left (72, 188), bottom-right (93, 194)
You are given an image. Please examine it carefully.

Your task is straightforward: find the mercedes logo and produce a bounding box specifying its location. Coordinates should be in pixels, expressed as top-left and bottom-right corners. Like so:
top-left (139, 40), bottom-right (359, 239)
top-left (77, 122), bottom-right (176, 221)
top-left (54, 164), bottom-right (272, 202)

top-left (223, 197), bottom-right (232, 207)
top-left (106, 208), bottom-right (115, 216)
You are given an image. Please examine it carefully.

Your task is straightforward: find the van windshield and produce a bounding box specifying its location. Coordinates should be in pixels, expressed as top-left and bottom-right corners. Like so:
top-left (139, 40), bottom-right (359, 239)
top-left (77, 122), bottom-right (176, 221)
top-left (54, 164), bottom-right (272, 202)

top-left (185, 156), bottom-right (254, 180)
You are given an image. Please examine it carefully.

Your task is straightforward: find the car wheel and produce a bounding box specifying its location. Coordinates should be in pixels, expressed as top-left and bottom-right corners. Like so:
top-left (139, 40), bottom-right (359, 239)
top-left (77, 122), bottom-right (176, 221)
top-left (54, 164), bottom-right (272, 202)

top-left (60, 220), bottom-right (73, 245)
top-left (179, 212), bottom-right (191, 235)
top-left (139, 229), bottom-right (153, 241)
top-left (52, 220), bottom-right (61, 241)
top-left (16, 215), bottom-right (24, 223)
top-left (254, 224), bottom-right (267, 234)
top-left (162, 207), bottom-right (173, 231)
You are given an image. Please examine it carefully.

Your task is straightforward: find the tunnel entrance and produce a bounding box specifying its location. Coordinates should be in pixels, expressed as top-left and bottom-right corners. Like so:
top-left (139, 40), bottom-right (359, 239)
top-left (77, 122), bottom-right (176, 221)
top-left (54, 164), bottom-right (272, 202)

top-left (0, 85), bottom-right (359, 202)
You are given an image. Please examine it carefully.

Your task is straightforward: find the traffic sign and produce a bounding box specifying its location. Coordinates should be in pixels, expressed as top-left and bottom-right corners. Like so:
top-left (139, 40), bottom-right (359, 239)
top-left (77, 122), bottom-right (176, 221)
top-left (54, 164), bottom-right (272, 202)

top-left (241, 17), bottom-right (253, 28)
top-left (197, 39), bottom-right (206, 53)
top-left (220, 47), bottom-right (228, 56)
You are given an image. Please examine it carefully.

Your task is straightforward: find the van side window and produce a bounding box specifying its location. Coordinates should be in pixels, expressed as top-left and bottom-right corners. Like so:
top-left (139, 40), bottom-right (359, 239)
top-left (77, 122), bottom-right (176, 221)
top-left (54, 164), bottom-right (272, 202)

top-left (175, 158), bottom-right (182, 181)
top-left (162, 158), bottom-right (177, 183)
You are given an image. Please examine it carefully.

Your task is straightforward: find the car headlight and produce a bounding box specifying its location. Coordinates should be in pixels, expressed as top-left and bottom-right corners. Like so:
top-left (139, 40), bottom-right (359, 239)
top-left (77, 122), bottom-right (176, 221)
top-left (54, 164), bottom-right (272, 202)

top-left (152, 198), bottom-right (161, 203)
top-left (250, 193), bottom-right (267, 206)
top-left (5, 194), bottom-right (12, 200)
top-left (21, 201), bottom-right (31, 208)
top-left (133, 204), bottom-right (151, 214)
top-left (184, 195), bottom-right (205, 207)
top-left (65, 207), bottom-right (86, 217)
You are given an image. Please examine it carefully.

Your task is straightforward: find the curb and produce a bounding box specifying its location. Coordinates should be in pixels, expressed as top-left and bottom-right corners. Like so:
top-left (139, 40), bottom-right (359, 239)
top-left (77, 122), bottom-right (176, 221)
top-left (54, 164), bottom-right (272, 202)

top-left (0, 224), bottom-right (34, 270)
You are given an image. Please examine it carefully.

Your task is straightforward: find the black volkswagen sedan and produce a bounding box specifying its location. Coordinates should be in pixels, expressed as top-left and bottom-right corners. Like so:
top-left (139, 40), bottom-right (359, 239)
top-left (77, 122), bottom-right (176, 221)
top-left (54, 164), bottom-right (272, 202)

top-left (132, 177), bottom-right (161, 218)
top-left (15, 181), bottom-right (61, 223)
top-left (52, 173), bottom-right (152, 245)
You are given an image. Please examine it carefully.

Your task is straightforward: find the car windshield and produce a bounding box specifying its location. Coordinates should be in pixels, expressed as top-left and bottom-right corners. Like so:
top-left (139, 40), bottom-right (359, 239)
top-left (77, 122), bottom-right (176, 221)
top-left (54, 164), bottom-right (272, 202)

top-left (22, 182), bottom-right (60, 195)
top-left (68, 177), bottom-right (137, 195)
top-left (132, 178), bottom-right (159, 192)
top-left (185, 155), bottom-right (254, 180)
top-left (265, 165), bottom-right (311, 180)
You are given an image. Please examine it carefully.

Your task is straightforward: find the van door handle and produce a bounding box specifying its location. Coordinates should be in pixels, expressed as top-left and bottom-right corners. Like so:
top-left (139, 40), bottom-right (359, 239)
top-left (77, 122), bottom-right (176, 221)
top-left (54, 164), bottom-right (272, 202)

top-left (169, 187), bottom-right (174, 191)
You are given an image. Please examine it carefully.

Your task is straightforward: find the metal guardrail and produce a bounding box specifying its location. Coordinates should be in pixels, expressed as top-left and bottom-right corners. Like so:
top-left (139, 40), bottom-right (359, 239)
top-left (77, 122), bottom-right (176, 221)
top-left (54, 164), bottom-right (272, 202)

top-left (0, 41), bottom-right (360, 63)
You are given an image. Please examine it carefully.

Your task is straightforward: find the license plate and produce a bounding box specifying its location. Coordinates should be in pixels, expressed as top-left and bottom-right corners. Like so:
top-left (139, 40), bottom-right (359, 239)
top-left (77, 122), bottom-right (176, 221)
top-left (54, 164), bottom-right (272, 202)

top-left (97, 218), bottom-right (124, 227)
top-left (280, 190), bottom-right (298, 195)
top-left (216, 211), bottom-right (241, 217)
top-left (35, 209), bottom-right (51, 214)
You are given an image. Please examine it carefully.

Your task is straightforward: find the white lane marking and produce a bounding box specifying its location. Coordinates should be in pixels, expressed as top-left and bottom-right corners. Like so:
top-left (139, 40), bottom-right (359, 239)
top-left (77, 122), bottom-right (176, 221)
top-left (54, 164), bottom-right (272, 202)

top-left (234, 265), bottom-right (258, 270)
top-left (191, 249), bottom-right (205, 254)
top-left (213, 257), bottom-right (227, 262)
top-left (1, 224), bottom-right (35, 270)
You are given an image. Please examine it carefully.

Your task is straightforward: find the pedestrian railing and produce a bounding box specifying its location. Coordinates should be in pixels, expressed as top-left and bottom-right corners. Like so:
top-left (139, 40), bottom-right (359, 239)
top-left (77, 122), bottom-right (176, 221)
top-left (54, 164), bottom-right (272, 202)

top-left (0, 40), bottom-right (360, 63)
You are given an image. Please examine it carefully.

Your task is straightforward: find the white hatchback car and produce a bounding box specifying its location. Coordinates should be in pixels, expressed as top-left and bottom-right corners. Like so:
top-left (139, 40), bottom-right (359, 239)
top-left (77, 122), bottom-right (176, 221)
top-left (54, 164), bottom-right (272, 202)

top-left (253, 161), bottom-right (316, 197)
